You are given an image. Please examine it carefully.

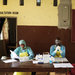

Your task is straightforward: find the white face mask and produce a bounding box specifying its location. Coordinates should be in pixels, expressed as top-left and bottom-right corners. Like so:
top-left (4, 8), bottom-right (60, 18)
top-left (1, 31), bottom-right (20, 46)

top-left (55, 39), bottom-right (61, 45)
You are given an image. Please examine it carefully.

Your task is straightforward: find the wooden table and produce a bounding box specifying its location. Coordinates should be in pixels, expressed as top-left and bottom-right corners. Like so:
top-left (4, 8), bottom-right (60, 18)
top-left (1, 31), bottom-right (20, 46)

top-left (0, 60), bottom-right (72, 75)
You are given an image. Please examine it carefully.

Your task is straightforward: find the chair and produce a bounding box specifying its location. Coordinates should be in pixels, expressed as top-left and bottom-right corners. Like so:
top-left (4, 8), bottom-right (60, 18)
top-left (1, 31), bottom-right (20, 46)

top-left (69, 64), bottom-right (75, 75)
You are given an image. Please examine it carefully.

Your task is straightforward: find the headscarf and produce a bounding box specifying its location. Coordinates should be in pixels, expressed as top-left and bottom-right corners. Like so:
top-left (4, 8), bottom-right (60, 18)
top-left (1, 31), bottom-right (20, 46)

top-left (19, 40), bottom-right (26, 48)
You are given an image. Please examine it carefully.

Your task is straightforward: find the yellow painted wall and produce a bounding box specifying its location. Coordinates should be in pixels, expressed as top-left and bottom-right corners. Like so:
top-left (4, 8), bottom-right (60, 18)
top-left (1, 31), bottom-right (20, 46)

top-left (0, 0), bottom-right (60, 26)
top-left (0, 0), bottom-right (74, 26)
top-left (72, 0), bottom-right (75, 9)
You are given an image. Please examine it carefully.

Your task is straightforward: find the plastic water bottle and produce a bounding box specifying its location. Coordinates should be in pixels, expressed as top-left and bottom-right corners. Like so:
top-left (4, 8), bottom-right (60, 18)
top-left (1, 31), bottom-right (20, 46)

top-left (49, 56), bottom-right (53, 64)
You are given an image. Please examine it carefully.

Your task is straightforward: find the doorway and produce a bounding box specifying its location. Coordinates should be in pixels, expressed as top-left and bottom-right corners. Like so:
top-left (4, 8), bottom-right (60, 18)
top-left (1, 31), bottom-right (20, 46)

top-left (0, 17), bottom-right (17, 56)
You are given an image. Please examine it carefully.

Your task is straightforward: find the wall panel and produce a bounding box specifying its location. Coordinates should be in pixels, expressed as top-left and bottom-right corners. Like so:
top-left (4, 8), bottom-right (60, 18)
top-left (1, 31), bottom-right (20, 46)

top-left (17, 26), bottom-right (75, 63)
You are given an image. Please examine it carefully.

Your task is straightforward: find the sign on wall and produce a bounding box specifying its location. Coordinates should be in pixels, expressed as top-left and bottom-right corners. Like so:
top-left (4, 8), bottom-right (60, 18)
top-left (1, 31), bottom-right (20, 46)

top-left (0, 11), bottom-right (19, 14)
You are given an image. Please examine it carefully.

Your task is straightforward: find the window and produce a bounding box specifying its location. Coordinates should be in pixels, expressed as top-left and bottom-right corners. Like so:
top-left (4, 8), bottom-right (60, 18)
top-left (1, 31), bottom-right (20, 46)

top-left (53, 0), bottom-right (57, 6)
top-left (3, 0), bottom-right (7, 5)
top-left (20, 0), bottom-right (24, 6)
top-left (36, 0), bottom-right (41, 6)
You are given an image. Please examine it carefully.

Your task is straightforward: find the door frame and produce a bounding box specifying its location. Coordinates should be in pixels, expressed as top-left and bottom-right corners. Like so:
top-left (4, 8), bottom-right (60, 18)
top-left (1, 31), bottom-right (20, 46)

top-left (0, 17), bottom-right (17, 47)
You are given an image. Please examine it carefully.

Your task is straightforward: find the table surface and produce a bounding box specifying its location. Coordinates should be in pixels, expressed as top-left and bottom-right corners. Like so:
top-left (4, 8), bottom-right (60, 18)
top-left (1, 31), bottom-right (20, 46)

top-left (0, 60), bottom-right (73, 72)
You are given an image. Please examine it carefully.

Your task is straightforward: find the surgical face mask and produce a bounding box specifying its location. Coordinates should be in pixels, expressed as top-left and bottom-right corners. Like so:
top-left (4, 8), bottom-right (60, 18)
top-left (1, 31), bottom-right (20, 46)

top-left (55, 39), bottom-right (61, 46)
top-left (20, 44), bottom-right (25, 49)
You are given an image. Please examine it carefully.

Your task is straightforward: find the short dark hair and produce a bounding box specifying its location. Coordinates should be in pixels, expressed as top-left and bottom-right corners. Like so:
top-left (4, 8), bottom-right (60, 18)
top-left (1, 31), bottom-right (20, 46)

top-left (56, 37), bottom-right (61, 40)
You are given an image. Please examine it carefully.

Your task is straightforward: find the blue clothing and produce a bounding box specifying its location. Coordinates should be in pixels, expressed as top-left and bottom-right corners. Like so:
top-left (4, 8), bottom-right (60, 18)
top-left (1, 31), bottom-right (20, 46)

top-left (50, 45), bottom-right (65, 58)
top-left (11, 46), bottom-right (34, 59)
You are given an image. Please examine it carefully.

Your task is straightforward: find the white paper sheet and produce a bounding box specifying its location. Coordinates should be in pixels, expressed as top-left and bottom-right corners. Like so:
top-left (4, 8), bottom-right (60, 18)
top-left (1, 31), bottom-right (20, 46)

top-left (33, 60), bottom-right (38, 64)
top-left (53, 63), bottom-right (74, 68)
top-left (3, 59), bottom-right (17, 63)
top-left (54, 58), bottom-right (68, 62)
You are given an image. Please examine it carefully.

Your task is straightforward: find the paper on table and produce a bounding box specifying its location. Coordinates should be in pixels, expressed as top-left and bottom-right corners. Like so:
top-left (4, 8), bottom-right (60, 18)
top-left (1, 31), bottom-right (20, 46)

top-left (54, 58), bottom-right (68, 62)
top-left (3, 59), bottom-right (17, 63)
top-left (33, 60), bottom-right (38, 64)
top-left (53, 63), bottom-right (74, 68)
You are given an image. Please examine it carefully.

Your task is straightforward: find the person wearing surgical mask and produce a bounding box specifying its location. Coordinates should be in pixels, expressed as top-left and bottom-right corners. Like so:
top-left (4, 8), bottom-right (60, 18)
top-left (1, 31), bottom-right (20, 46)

top-left (50, 37), bottom-right (65, 58)
top-left (10, 40), bottom-right (34, 75)
top-left (11, 40), bottom-right (34, 59)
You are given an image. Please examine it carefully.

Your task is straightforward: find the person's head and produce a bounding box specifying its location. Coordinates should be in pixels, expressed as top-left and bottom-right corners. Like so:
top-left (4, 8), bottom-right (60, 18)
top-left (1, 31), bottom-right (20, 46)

top-left (55, 37), bottom-right (61, 46)
top-left (19, 40), bottom-right (26, 48)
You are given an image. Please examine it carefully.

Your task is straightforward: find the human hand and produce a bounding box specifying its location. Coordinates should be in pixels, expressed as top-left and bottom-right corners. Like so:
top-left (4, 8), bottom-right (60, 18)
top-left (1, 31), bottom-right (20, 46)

top-left (54, 49), bottom-right (58, 53)
top-left (55, 46), bottom-right (62, 53)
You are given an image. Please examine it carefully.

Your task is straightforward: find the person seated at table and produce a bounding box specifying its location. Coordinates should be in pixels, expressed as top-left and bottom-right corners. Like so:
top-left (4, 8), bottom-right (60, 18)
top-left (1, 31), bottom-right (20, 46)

top-left (50, 37), bottom-right (65, 58)
top-left (11, 40), bottom-right (34, 75)
top-left (11, 40), bottom-right (34, 59)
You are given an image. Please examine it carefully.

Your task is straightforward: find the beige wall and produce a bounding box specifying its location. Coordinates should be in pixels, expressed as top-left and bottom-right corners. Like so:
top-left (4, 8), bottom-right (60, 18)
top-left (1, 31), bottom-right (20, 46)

top-left (0, 0), bottom-right (60, 26)
top-left (72, 0), bottom-right (75, 9)
top-left (0, 0), bottom-right (74, 26)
